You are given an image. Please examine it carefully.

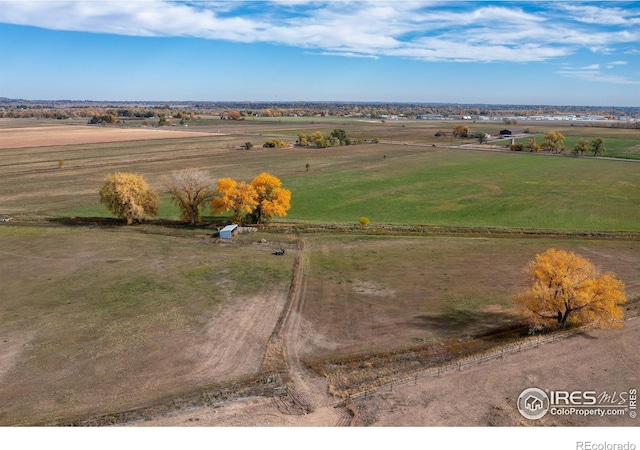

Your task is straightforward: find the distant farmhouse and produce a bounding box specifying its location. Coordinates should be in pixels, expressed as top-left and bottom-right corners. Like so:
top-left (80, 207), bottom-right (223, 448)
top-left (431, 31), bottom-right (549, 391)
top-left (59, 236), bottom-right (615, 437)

top-left (499, 129), bottom-right (523, 136)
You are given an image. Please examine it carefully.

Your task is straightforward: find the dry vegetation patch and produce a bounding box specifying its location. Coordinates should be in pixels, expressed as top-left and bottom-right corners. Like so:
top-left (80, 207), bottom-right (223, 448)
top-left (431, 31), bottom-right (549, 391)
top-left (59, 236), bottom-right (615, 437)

top-left (0, 225), bottom-right (293, 425)
top-left (295, 234), bottom-right (640, 396)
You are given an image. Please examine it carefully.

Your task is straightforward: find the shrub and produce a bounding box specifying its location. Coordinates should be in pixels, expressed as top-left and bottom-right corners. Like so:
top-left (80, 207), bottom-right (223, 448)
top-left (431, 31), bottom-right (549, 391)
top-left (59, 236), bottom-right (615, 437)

top-left (264, 139), bottom-right (288, 148)
top-left (359, 216), bottom-right (370, 226)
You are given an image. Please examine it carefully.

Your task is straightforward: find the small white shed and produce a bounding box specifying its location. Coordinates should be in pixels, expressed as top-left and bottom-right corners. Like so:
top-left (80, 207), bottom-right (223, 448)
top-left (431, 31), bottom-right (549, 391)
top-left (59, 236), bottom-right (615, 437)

top-left (219, 224), bottom-right (238, 239)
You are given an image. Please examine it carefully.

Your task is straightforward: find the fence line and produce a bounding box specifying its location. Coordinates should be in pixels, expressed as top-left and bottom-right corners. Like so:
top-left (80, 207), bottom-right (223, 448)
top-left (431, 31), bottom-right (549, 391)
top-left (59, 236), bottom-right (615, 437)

top-left (346, 326), bottom-right (588, 400)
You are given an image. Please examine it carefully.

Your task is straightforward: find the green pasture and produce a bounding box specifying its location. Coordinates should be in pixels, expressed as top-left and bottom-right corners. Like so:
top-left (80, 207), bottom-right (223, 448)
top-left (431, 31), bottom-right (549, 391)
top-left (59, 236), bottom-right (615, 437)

top-left (284, 149), bottom-right (640, 231)
top-left (52, 145), bottom-right (640, 232)
top-left (498, 135), bottom-right (640, 159)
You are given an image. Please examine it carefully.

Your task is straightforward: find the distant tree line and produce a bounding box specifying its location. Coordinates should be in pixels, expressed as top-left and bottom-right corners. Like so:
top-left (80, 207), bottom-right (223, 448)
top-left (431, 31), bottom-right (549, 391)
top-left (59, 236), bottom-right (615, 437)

top-left (509, 132), bottom-right (607, 156)
top-left (2, 99), bottom-right (638, 123)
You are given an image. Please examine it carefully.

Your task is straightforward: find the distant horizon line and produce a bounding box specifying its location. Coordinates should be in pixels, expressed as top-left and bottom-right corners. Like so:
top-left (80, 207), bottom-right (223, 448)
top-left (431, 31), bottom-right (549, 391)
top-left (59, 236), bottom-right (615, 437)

top-left (2, 98), bottom-right (638, 110)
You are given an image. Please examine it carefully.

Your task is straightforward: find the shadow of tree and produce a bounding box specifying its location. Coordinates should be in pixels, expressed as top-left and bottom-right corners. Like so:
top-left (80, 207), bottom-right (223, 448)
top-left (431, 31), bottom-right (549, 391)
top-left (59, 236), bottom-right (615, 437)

top-left (409, 309), bottom-right (522, 337)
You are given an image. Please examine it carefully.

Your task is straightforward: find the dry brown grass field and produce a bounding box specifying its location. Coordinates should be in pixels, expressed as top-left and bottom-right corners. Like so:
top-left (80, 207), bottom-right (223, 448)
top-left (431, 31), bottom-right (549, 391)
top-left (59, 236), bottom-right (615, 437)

top-left (0, 118), bottom-right (639, 426)
top-left (0, 225), bottom-right (297, 425)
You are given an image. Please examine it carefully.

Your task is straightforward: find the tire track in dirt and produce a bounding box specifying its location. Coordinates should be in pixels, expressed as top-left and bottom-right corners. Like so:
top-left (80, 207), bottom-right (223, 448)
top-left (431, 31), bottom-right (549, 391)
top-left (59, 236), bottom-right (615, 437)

top-left (262, 239), bottom-right (354, 425)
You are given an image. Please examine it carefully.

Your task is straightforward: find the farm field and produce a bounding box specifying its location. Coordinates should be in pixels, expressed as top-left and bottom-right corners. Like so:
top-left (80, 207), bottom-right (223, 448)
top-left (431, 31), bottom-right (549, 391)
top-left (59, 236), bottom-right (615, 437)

top-left (0, 224), bottom-right (296, 425)
top-left (1, 119), bottom-right (639, 231)
top-left (284, 148), bottom-right (640, 230)
top-left (297, 234), bottom-right (640, 359)
top-left (0, 121), bottom-right (219, 149)
top-left (1, 223), bottom-right (638, 425)
top-left (0, 118), bottom-right (639, 426)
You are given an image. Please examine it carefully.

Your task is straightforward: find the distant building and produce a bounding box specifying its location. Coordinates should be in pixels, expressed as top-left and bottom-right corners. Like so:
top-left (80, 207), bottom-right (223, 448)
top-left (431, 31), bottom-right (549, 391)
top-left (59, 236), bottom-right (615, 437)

top-left (417, 114), bottom-right (444, 120)
top-left (499, 129), bottom-right (523, 136)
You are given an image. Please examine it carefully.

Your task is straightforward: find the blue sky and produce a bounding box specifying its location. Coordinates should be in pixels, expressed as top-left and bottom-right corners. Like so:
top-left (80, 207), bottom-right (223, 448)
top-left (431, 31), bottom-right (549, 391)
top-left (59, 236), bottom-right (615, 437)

top-left (0, 1), bottom-right (639, 106)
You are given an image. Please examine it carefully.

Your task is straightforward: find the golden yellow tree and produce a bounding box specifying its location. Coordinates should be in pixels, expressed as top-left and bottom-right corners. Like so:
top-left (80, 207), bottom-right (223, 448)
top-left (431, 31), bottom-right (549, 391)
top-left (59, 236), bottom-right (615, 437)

top-left (162, 169), bottom-right (213, 225)
top-left (211, 177), bottom-right (258, 225)
top-left (452, 124), bottom-right (469, 138)
top-left (515, 248), bottom-right (627, 330)
top-left (99, 172), bottom-right (159, 225)
top-left (249, 172), bottom-right (291, 224)
top-left (541, 131), bottom-right (565, 153)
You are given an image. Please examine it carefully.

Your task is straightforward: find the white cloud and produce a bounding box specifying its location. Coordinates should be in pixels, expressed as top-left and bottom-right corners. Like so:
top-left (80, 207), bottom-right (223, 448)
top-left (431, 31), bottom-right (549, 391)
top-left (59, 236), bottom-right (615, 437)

top-left (556, 4), bottom-right (640, 26)
top-left (606, 61), bottom-right (627, 69)
top-left (311, 51), bottom-right (379, 60)
top-left (557, 64), bottom-right (640, 86)
top-left (0, 1), bottom-right (638, 66)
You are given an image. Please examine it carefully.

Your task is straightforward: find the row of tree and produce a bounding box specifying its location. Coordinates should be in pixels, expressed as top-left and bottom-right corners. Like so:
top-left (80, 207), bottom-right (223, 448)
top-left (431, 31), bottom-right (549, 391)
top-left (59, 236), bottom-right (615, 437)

top-left (99, 170), bottom-right (291, 226)
top-left (509, 132), bottom-right (607, 156)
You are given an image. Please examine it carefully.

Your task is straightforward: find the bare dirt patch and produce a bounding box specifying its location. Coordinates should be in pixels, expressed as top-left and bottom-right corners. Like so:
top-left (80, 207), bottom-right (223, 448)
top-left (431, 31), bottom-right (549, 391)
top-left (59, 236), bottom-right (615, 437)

top-left (0, 126), bottom-right (219, 149)
top-left (356, 318), bottom-right (640, 426)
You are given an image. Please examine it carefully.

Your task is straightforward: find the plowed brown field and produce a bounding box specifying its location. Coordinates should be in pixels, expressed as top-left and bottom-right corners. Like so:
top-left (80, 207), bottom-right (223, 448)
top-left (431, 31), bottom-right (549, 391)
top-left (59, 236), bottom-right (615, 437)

top-left (0, 125), bottom-right (219, 149)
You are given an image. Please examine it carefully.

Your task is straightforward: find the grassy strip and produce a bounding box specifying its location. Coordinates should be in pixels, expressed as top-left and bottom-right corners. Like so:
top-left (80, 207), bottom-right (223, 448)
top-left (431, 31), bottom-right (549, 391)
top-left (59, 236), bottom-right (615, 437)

top-left (269, 222), bottom-right (640, 241)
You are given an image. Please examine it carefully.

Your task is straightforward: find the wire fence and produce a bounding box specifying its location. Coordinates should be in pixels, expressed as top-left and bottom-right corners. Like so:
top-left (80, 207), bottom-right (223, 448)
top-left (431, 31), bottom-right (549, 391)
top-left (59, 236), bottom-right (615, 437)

top-left (346, 326), bottom-right (588, 401)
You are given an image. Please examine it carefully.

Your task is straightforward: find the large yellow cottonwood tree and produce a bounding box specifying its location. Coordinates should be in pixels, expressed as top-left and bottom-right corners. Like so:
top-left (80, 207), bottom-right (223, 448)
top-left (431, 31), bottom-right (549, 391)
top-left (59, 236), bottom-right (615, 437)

top-left (99, 172), bottom-right (159, 225)
top-left (211, 177), bottom-right (258, 225)
top-left (515, 248), bottom-right (627, 330)
top-left (250, 172), bottom-right (291, 224)
top-left (211, 173), bottom-right (291, 224)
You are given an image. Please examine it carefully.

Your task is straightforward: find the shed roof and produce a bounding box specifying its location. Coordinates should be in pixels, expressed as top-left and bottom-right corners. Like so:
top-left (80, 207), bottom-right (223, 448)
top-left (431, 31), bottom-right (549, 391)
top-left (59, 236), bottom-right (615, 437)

top-left (221, 224), bottom-right (238, 232)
